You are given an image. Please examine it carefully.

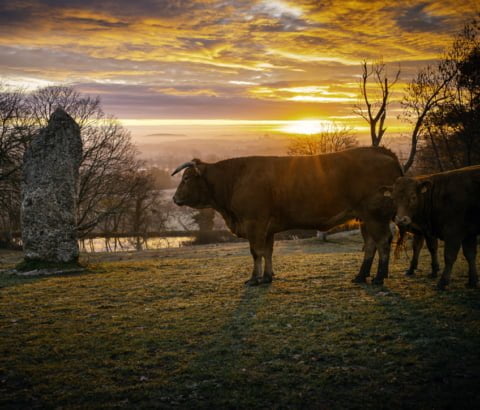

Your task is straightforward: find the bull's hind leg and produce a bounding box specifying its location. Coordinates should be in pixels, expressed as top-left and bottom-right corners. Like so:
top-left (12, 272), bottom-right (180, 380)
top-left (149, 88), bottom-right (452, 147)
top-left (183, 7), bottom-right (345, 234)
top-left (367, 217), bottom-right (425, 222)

top-left (425, 235), bottom-right (440, 278)
top-left (245, 225), bottom-right (271, 286)
top-left (262, 233), bottom-right (275, 283)
top-left (462, 235), bottom-right (478, 288)
top-left (406, 233), bottom-right (424, 276)
top-left (437, 238), bottom-right (462, 290)
top-left (353, 224), bottom-right (377, 283)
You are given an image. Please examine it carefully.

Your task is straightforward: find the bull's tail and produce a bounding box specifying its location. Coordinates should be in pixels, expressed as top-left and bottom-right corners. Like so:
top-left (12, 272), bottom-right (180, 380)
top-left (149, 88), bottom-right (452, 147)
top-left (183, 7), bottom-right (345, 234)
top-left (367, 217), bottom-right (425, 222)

top-left (393, 224), bottom-right (408, 260)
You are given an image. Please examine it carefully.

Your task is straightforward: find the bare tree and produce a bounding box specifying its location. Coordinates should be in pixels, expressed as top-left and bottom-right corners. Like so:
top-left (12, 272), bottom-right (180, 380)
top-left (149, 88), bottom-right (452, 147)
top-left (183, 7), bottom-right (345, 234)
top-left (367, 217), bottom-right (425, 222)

top-left (76, 119), bottom-right (140, 234)
top-left (192, 208), bottom-right (216, 244)
top-left (0, 83), bottom-right (31, 247)
top-left (0, 83), bottom-right (31, 181)
top-left (27, 86), bottom-right (101, 128)
top-left (402, 18), bottom-right (480, 172)
top-left (287, 123), bottom-right (358, 156)
top-left (401, 64), bottom-right (455, 172)
top-left (126, 170), bottom-right (161, 250)
top-left (354, 60), bottom-right (400, 147)
top-left (26, 86), bottom-right (142, 236)
top-left (93, 166), bottom-right (175, 251)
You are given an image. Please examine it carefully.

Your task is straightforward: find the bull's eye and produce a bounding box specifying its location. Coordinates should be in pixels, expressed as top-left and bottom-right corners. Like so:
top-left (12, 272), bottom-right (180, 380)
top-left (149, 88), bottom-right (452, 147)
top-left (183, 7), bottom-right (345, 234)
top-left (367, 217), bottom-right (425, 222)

top-left (183, 176), bottom-right (190, 182)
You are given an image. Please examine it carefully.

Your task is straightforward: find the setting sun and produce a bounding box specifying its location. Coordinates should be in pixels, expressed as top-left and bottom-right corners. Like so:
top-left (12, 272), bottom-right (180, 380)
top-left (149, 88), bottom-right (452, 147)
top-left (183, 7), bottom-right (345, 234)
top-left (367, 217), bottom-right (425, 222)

top-left (279, 120), bottom-right (333, 135)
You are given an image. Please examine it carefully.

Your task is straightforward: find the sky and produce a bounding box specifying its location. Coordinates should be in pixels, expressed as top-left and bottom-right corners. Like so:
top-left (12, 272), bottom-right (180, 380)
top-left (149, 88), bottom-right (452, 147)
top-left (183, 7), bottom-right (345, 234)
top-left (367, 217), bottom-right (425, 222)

top-left (0, 0), bottom-right (479, 143)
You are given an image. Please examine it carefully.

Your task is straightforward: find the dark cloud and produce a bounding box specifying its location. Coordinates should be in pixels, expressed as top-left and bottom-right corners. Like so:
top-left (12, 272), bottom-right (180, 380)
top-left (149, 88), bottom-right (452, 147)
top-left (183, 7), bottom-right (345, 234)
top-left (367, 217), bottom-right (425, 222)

top-left (177, 37), bottom-right (226, 50)
top-left (39, 0), bottom-right (201, 18)
top-left (0, 5), bottom-right (36, 25)
top-left (391, 3), bottom-right (448, 32)
top-left (62, 17), bottom-right (130, 28)
top-left (0, 0), bottom-right (205, 28)
top-left (0, 45), bottom-right (143, 75)
top-left (249, 22), bottom-right (302, 32)
top-left (303, 0), bottom-right (335, 13)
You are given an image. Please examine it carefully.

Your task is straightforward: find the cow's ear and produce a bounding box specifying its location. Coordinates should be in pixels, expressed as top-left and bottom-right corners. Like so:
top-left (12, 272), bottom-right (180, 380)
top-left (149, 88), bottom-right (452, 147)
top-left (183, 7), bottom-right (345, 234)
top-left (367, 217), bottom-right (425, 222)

top-left (379, 185), bottom-right (393, 197)
top-left (192, 158), bottom-right (207, 176)
top-left (419, 180), bottom-right (432, 194)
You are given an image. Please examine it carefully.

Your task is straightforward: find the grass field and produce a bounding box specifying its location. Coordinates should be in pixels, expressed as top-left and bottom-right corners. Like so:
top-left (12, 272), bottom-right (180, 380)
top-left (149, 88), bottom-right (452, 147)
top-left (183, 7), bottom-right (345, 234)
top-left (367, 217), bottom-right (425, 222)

top-left (1, 234), bottom-right (479, 409)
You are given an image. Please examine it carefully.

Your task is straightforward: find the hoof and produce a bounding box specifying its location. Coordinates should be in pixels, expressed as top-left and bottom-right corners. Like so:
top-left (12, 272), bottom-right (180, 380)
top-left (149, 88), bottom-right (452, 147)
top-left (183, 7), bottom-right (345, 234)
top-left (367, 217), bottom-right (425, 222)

top-left (352, 275), bottom-right (366, 284)
top-left (405, 270), bottom-right (415, 277)
top-left (260, 275), bottom-right (273, 284)
top-left (436, 280), bottom-right (448, 291)
top-left (428, 272), bottom-right (438, 279)
top-left (371, 276), bottom-right (384, 286)
top-left (465, 281), bottom-right (478, 289)
top-left (245, 278), bottom-right (260, 286)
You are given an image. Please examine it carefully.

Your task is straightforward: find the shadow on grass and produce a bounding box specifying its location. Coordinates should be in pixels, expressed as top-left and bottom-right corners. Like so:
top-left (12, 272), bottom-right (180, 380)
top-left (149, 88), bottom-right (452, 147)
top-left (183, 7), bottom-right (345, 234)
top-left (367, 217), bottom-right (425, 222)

top-left (0, 267), bottom-right (96, 289)
top-left (360, 282), bottom-right (480, 408)
top-left (164, 283), bottom-right (274, 407)
top-left (0, 274), bottom-right (41, 289)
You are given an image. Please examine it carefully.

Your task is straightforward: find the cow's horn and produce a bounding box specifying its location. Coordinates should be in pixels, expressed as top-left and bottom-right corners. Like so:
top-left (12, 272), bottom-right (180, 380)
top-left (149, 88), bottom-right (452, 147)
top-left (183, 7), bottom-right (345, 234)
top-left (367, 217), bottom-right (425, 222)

top-left (171, 161), bottom-right (195, 176)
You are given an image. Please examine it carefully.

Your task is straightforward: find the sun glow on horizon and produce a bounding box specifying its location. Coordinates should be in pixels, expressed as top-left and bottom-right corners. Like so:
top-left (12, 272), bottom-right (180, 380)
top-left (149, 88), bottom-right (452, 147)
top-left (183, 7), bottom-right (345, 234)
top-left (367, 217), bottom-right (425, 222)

top-left (279, 119), bottom-right (334, 135)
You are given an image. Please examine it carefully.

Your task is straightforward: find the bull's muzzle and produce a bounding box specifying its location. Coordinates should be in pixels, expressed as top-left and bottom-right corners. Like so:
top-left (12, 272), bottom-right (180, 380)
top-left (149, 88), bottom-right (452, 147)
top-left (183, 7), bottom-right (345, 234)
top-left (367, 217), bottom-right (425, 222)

top-left (395, 215), bottom-right (412, 226)
top-left (173, 196), bottom-right (184, 206)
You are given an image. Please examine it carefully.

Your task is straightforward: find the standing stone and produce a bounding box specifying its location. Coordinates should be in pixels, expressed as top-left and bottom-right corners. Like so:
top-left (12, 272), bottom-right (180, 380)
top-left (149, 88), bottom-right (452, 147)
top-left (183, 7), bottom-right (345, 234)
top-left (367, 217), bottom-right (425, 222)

top-left (21, 108), bottom-right (82, 263)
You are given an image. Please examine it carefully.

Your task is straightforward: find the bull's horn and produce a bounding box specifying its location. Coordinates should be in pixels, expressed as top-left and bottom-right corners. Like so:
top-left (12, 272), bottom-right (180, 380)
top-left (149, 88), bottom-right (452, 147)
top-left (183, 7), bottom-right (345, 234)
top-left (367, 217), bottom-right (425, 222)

top-left (171, 161), bottom-right (195, 176)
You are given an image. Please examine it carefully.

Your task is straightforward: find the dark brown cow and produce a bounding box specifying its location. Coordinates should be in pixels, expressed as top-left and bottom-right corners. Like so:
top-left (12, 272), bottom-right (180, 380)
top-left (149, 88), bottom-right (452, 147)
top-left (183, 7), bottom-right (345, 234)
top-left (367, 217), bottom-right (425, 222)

top-left (383, 165), bottom-right (480, 290)
top-left (172, 146), bottom-right (403, 285)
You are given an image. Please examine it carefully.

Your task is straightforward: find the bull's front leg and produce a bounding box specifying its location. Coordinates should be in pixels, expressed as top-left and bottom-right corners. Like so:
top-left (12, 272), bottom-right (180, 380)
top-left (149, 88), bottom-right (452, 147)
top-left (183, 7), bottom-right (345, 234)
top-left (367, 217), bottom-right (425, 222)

top-left (406, 233), bottom-right (424, 276)
top-left (364, 219), bottom-right (392, 285)
top-left (353, 223), bottom-right (376, 283)
top-left (353, 236), bottom-right (376, 283)
top-left (245, 243), bottom-right (263, 286)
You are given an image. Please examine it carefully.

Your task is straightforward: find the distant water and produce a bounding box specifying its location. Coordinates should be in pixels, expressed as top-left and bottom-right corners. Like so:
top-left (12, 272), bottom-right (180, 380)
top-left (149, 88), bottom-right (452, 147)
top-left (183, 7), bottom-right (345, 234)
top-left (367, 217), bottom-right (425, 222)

top-left (79, 236), bottom-right (194, 253)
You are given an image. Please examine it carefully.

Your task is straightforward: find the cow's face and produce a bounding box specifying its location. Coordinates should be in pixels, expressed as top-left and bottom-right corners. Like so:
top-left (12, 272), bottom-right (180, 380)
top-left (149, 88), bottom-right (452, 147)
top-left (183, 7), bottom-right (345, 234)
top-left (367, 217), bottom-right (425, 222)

top-left (173, 165), bottom-right (211, 208)
top-left (382, 177), bottom-right (432, 226)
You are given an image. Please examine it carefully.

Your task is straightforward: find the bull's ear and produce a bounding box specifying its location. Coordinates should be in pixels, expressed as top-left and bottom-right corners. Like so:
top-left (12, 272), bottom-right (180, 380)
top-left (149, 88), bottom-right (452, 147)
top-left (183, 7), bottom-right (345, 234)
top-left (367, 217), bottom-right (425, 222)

top-left (192, 158), bottom-right (207, 176)
top-left (380, 185), bottom-right (393, 197)
top-left (419, 180), bottom-right (432, 194)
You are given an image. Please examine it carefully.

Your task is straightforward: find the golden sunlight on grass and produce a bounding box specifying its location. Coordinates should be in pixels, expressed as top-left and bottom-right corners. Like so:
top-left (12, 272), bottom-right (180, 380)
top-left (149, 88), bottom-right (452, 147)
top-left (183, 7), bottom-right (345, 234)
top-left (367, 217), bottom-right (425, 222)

top-left (279, 119), bottom-right (334, 135)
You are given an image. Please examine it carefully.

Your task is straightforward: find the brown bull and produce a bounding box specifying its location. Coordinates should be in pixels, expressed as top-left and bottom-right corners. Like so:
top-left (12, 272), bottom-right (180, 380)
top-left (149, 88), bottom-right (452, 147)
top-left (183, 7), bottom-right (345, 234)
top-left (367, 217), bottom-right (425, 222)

top-left (172, 146), bottom-right (403, 285)
top-left (383, 165), bottom-right (480, 290)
